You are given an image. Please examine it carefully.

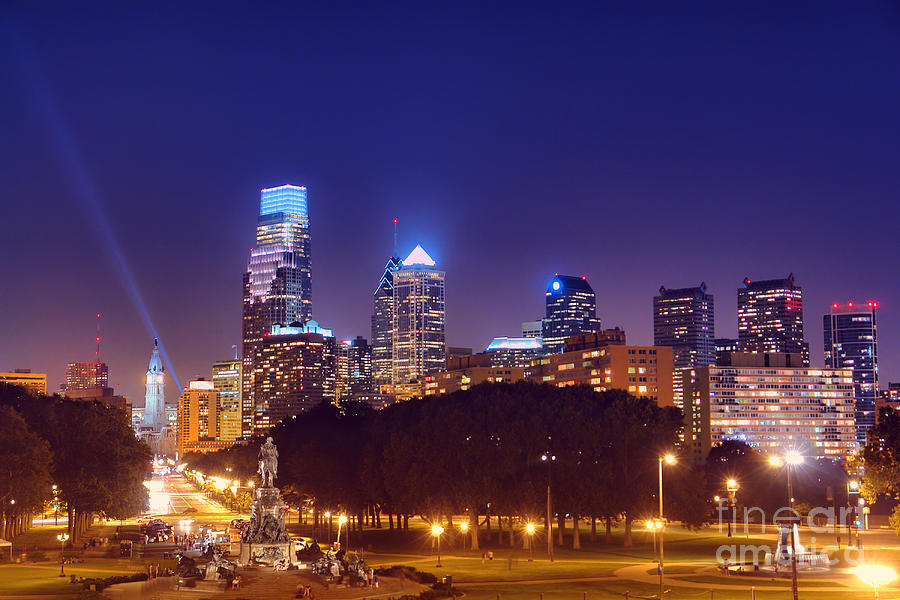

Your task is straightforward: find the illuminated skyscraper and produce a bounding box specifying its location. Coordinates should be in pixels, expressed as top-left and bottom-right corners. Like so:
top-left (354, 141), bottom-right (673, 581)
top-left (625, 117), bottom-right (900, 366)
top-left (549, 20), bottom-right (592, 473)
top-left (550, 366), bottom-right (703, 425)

top-left (392, 245), bottom-right (445, 384)
top-left (737, 274), bottom-right (808, 365)
top-left (212, 359), bottom-right (242, 442)
top-left (825, 301), bottom-right (879, 445)
top-left (372, 255), bottom-right (401, 387)
top-left (241, 184), bottom-right (312, 436)
top-left (176, 379), bottom-right (219, 455)
top-left (144, 339), bottom-right (166, 431)
top-left (63, 361), bottom-right (109, 391)
top-left (654, 283), bottom-right (715, 407)
top-left (541, 275), bottom-right (602, 354)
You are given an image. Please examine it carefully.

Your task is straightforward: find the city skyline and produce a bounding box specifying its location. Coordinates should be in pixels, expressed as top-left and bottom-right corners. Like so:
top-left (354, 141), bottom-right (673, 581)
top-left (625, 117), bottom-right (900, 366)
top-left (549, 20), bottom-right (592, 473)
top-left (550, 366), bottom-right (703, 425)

top-left (2, 2), bottom-right (898, 404)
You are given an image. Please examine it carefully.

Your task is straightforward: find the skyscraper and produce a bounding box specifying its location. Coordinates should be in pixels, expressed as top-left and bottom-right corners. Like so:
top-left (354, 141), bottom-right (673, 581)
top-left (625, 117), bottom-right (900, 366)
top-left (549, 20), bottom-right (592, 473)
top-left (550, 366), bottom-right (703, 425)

top-left (347, 336), bottom-right (374, 395)
top-left (391, 245), bottom-right (445, 384)
top-left (144, 339), bottom-right (166, 431)
top-left (372, 255), bottom-right (401, 388)
top-left (176, 379), bottom-right (220, 455)
top-left (737, 274), bottom-right (808, 365)
top-left (825, 301), bottom-right (879, 445)
top-left (654, 283), bottom-right (715, 407)
top-left (212, 359), bottom-right (242, 442)
top-left (63, 362), bottom-right (109, 391)
top-left (541, 274), bottom-right (602, 354)
top-left (241, 184), bottom-right (312, 437)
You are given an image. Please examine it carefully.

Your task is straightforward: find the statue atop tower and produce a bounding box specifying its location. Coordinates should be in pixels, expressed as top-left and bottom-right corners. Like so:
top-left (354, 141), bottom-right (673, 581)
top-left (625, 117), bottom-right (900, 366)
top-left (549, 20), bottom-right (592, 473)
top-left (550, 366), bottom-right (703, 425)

top-left (144, 338), bottom-right (166, 431)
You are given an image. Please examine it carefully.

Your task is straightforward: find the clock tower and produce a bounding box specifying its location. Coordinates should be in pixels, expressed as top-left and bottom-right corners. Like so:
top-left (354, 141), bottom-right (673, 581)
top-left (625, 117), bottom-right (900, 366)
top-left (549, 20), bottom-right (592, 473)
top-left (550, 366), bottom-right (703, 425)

top-left (144, 338), bottom-right (166, 431)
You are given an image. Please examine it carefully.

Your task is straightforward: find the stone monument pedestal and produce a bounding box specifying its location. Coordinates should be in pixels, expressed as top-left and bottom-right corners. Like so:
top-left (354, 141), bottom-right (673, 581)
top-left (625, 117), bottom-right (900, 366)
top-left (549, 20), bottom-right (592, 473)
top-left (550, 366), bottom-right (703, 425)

top-left (237, 487), bottom-right (294, 566)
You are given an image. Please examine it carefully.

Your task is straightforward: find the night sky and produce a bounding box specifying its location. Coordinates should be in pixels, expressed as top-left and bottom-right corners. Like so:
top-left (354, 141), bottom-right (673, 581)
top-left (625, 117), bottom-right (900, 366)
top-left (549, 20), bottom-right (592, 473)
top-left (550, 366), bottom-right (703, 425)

top-left (2, 2), bottom-right (898, 403)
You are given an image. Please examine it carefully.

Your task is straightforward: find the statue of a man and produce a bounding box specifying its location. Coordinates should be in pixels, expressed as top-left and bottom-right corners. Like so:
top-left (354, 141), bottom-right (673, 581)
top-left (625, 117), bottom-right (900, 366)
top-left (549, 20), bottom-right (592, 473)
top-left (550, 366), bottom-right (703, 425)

top-left (258, 437), bottom-right (278, 488)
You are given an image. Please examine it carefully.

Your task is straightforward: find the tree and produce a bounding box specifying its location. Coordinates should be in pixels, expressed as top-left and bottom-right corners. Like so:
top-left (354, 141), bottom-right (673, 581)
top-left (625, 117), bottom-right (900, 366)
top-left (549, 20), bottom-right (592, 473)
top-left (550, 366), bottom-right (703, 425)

top-left (0, 405), bottom-right (52, 539)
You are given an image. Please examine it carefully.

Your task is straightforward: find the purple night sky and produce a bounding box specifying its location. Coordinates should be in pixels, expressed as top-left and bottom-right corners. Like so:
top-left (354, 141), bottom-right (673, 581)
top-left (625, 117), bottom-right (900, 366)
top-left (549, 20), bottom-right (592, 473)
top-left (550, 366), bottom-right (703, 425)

top-left (1, 2), bottom-right (898, 402)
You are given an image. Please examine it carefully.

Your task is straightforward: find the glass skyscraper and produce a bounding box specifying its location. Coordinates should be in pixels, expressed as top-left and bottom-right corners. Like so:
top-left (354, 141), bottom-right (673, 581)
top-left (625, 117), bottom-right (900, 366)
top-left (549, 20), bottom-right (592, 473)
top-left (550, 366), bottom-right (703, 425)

top-left (372, 255), bottom-right (402, 388)
top-left (825, 301), bottom-right (878, 446)
top-left (241, 184), bottom-right (312, 437)
top-left (737, 274), bottom-right (808, 365)
top-left (212, 359), bottom-right (241, 442)
top-left (391, 245), bottom-right (445, 384)
top-left (541, 274), bottom-right (602, 354)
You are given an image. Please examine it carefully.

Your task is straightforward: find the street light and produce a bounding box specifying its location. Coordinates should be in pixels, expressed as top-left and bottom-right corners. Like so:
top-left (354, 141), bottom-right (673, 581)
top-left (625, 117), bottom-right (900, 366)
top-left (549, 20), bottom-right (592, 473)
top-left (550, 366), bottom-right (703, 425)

top-left (726, 479), bottom-right (739, 537)
top-left (324, 511), bottom-right (332, 544)
top-left (525, 523), bottom-right (535, 561)
top-left (848, 479), bottom-right (861, 548)
top-left (854, 564), bottom-right (898, 600)
top-left (541, 453), bottom-right (556, 562)
top-left (657, 454), bottom-right (675, 600)
top-left (770, 452), bottom-right (803, 600)
top-left (57, 533), bottom-right (69, 576)
top-left (431, 524), bottom-right (444, 567)
top-left (459, 521), bottom-right (469, 552)
top-left (337, 515), bottom-right (348, 549)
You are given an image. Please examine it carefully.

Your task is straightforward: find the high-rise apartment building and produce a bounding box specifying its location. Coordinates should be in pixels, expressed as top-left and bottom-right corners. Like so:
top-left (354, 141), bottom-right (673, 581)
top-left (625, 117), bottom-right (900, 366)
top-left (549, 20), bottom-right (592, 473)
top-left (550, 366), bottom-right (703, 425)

top-left (176, 379), bottom-right (220, 455)
top-left (391, 245), bottom-right (445, 384)
top-left (0, 369), bottom-right (47, 394)
top-left (654, 283), bottom-right (715, 407)
top-left (824, 301), bottom-right (879, 445)
top-left (241, 184), bottom-right (312, 437)
top-left (251, 323), bottom-right (334, 432)
top-left (212, 359), bottom-right (242, 442)
top-left (372, 255), bottom-right (402, 388)
top-left (684, 352), bottom-right (856, 458)
top-left (344, 336), bottom-right (374, 396)
top-left (63, 362), bottom-right (109, 391)
top-left (541, 275), bottom-right (602, 354)
top-left (144, 339), bottom-right (166, 431)
top-left (737, 274), bottom-right (808, 365)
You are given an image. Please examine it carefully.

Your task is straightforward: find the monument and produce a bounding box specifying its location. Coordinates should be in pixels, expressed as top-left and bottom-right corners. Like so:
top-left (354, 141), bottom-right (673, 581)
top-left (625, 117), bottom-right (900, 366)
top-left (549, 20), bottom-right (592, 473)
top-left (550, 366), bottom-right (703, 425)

top-left (238, 437), bottom-right (294, 566)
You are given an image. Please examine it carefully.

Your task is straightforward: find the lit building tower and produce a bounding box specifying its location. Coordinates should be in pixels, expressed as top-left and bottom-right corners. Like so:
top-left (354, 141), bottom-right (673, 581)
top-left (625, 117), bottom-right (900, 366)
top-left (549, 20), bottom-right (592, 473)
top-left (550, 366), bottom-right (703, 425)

top-left (240, 184), bottom-right (312, 437)
top-left (63, 362), bottom-right (109, 391)
top-left (825, 301), bottom-right (879, 445)
top-left (348, 336), bottom-right (374, 395)
top-left (176, 379), bottom-right (219, 455)
top-left (212, 359), bottom-right (242, 442)
top-left (541, 274), bottom-right (602, 354)
top-left (392, 245), bottom-right (445, 384)
top-left (653, 283), bottom-right (715, 407)
top-left (372, 219), bottom-right (402, 388)
top-left (737, 274), bottom-right (809, 365)
top-left (144, 339), bottom-right (166, 431)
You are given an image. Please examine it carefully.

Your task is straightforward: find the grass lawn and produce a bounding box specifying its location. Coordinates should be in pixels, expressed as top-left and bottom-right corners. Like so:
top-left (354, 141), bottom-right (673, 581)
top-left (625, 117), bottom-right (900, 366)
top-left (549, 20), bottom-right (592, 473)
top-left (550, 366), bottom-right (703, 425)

top-left (0, 558), bottom-right (168, 596)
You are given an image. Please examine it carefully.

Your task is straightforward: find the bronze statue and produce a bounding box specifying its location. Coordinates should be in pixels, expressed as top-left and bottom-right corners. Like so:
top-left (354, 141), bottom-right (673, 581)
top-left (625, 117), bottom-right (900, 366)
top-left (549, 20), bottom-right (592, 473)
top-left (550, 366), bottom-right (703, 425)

top-left (258, 437), bottom-right (278, 488)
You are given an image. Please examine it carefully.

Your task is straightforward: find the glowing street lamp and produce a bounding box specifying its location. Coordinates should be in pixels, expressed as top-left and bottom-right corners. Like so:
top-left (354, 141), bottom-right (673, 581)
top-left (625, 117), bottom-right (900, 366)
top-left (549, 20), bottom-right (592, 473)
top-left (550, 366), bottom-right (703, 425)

top-left (324, 511), bottom-right (332, 544)
top-left (525, 523), bottom-right (535, 561)
top-left (337, 515), bottom-right (349, 549)
top-left (854, 564), bottom-right (898, 599)
top-left (726, 479), bottom-right (739, 537)
top-left (431, 524), bottom-right (445, 567)
top-left (57, 533), bottom-right (69, 576)
top-left (541, 453), bottom-right (557, 562)
top-left (459, 520), bottom-right (469, 553)
top-left (656, 454), bottom-right (675, 600)
top-left (770, 452), bottom-right (803, 600)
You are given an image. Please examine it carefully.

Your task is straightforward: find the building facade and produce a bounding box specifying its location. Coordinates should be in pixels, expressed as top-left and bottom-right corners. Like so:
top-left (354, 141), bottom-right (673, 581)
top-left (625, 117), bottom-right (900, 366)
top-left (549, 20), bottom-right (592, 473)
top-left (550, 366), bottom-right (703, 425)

top-left (714, 338), bottom-right (741, 364)
top-left (391, 245), bottom-right (445, 384)
top-left (212, 359), bottom-right (242, 442)
top-left (241, 184), bottom-right (312, 437)
top-left (63, 362), bottom-right (109, 391)
top-left (176, 379), bottom-right (220, 455)
top-left (485, 337), bottom-right (544, 368)
top-left (372, 255), bottom-right (402, 388)
top-left (684, 352), bottom-right (856, 459)
top-left (541, 275), bottom-right (602, 354)
top-left (0, 369), bottom-right (47, 394)
top-left (144, 339), bottom-right (166, 431)
top-left (737, 274), bottom-right (809, 365)
top-left (526, 343), bottom-right (674, 406)
top-left (824, 302), bottom-right (879, 445)
top-left (424, 365), bottom-right (527, 396)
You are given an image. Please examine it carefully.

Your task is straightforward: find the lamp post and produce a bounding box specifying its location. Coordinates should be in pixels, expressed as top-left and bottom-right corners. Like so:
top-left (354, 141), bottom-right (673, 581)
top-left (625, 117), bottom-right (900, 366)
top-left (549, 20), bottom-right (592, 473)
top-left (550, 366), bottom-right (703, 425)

top-left (770, 452), bottom-right (802, 600)
top-left (658, 454), bottom-right (675, 600)
top-left (848, 479), bottom-right (860, 547)
top-left (726, 479), bottom-right (739, 537)
top-left (854, 564), bottom-right (898, 600)
top-left (431, 524), bottom-right (444, 567)
top-left (324, 511), bottom-right (332, 544)
top-left (541, 453), bottom-right (556, 562)
top-left (525, 523), bottom-right (535, 561)
top-left (57, 533), bottom-right (69, 576)
top-left (459, 521), bottom-right (469, 553)
top-left (338, 515), bottom-right (348, 550)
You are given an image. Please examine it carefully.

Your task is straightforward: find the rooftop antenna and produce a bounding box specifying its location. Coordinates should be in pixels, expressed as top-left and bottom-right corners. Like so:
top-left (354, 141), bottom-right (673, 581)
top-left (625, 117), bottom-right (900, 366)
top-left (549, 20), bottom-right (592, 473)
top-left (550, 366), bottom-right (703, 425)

top-left (393, 218), bottom-right (398, 257)
top-left (95, 313), bottom-right (101, 364)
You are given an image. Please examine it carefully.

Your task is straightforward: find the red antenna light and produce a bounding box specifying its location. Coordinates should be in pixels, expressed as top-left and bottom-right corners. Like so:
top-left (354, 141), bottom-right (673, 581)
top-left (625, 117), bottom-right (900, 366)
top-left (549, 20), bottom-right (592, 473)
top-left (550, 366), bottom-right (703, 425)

top-left (554, 272), bottom-right (559, 276)
top-left (832, 303), bottom-right (839, 309)
top-left (581, 276), bottom-right (587, 281)
top-left (393, 218), bottom-right (398, 224)
top-left (848, 301), bottom-right (853, 308)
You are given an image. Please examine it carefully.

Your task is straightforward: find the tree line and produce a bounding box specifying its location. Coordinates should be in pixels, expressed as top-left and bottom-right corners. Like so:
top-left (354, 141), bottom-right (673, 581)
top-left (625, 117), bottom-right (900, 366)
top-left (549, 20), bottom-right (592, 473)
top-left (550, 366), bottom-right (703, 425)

top-left (0, 383), bottom-right (151, 543)
top-left (186, 382), bottom-right (850, 549)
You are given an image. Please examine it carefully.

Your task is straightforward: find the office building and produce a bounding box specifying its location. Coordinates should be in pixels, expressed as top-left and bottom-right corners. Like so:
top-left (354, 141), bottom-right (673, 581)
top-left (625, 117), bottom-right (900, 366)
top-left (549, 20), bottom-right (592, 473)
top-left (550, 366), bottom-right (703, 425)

top-left (176, 379), bottom-right (220, 455)
top-left (65, 387), bottom-right (131, 414)
top-left (485, 337), bottom-right (544, 368)
top-left (654, 283), bottom-right (715, 407)
top-left (714, 338), bottom-right (741, 364)
top-left (684, 352), bottom-right (856, 458)
top-left (824, 302), bottom-right (879, 445)
top-left (0, 369), bottom-right (47, 394)
top-left (562, 328), bottom-right (626, 352)
top-left (522, 321), bottom-right (543, 339)
top-left (144, 339), bottom-right (166, 431)
top-left (424, 363), bottom-right (527, 396)
top-left (212, 359), bottom-right (242, 442)
top-left (63, 362), bottom-right (109, 391)
top-left (241, 184), bottom-right (312, 437)
top-left (345, 336), bottom-right (374, 396)
top-left (391, 245), bottom-right (445, 383)
top-left (541, 275), bottom-right (602, 353)
top-left (737, 274), bottom-right (809, 365)
top-left (251, 323), bottom-right (334, 432)
top-left (372, 255), bottom-right (402, 388)
top-left (526, 342), bottom-right (674, 406)
top-left (876, 383), bottom-right (900, 423)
